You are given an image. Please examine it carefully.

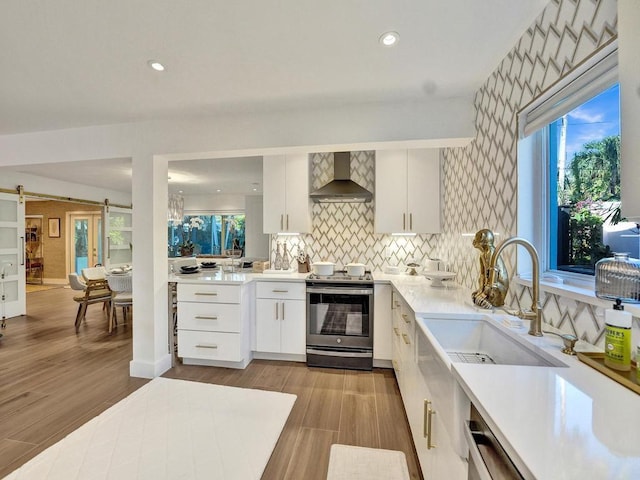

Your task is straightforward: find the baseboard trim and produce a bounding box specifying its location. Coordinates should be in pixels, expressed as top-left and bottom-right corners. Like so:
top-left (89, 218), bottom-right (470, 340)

top-left (129, 353), bottom-right (173, 379)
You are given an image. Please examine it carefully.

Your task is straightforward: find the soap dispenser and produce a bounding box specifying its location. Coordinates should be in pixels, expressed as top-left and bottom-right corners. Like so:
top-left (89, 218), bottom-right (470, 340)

top-left (604, 298), bottom-right (632, 371)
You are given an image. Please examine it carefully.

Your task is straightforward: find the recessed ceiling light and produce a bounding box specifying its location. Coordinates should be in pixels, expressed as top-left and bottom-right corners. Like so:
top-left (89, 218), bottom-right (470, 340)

top-left (379, 31), bottom-right (399, 47)
top-left (148, 60), bottom-right (165, 72)
top-left (216, 189), bottom-right (221, 193)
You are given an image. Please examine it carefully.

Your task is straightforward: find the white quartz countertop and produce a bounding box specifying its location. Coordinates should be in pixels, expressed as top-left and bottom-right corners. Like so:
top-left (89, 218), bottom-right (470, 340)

top-left (392, 275), bottom-right (640, 479)
top-left (169, 268), bottom-right (308, 284)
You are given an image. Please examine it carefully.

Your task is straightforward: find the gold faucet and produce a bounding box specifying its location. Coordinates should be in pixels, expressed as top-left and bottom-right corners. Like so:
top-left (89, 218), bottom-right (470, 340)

top-left (487, 236), bottom-right (543, 337)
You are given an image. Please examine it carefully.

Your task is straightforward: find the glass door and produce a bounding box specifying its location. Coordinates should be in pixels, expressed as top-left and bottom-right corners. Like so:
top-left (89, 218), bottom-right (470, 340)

top-left (0, 191), bottom-right (26, 322)
top-left (69, 214), bottom-right (102, 274)
top-left (104, 206), bottom-right (132, 268)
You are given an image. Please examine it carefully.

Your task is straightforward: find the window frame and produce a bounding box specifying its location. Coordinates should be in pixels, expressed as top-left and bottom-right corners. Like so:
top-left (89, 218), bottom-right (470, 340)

top-left (517, 41), bottom-right (619, 289)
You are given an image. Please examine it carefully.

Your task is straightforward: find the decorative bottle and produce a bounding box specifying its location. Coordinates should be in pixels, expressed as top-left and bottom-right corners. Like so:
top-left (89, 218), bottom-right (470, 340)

top-left (282, 243), bottom-right (290, 271)
top-left (274, 241), bottom-right (283, 270)
top-left (595, 253), bottom-right (640, 304)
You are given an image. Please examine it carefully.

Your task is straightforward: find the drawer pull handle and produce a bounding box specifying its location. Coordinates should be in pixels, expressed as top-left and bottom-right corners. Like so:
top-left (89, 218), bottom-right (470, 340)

top-left (423, 399), bottom-right (430, 438)
top-left (392, 359), bottom-right (399, 370)
top-left (402, 333), bottom-right (410, 345)
top-left (272, 289), bottom-right (289, 293)
top-left (195, 292), bottom-right (218, 296)
top-left (195, 344), bottom-right (218, 349)
top-left (393, 327), bottom-right (400, 336)
top-left (195, 315), bottom-right (218, 320)
top-left (427, 405), bottom-right (437, 450)
top-left (402, 313), bottom-right (410, 323)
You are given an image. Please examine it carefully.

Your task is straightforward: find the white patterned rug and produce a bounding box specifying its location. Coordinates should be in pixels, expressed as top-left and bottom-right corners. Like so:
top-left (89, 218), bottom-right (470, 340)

top-left (4, 377), bottom-right (296, 480)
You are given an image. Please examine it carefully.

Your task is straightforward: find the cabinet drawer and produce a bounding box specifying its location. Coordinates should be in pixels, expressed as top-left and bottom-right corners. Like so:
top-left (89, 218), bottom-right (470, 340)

top-left (256, 281), bottom-right (305, 300)
top-left (177, 302), bottom-right (241, 333)
top-left (177, 283), bottom-right (241, 304)
top-left (178, 330), bottom-right (242, 362)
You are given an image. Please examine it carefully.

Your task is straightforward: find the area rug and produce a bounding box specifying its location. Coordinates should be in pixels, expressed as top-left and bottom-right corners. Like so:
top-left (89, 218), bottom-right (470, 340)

top-left (326, 444), bottom-right (410, 480)
top-left (4, 377), bottom-right (296, 480)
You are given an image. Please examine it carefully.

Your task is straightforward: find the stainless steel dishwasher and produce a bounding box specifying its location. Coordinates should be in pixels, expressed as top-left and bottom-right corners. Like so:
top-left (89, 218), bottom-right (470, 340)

top-left (465, 404), bottom-right (525, 480)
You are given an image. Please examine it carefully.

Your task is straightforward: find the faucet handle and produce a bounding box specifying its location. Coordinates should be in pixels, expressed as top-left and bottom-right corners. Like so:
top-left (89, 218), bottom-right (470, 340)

top-left (560, 334), bottom-right (578, 355)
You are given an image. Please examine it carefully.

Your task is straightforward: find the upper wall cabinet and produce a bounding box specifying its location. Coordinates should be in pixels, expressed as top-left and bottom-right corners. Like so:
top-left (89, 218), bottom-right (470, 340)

top-left (375, 149), bottom-right (441, 234)
top-left (263, 154), bottom-right (312, 234)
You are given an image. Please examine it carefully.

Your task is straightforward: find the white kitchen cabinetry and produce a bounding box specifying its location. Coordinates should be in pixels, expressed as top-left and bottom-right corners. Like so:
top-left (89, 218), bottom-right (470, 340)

top-left (255, 281), bottom-right (306, 355)
top-left (177, 283), bottom-right (252, 368)
top-left (375, 149), bottom-right (441, 234)
top-left (263, 154), bottom-right (311, 233)
top-left (392, 288), bottom-right (466, 480)
top-left (373, 283), bottom-right (392, 362)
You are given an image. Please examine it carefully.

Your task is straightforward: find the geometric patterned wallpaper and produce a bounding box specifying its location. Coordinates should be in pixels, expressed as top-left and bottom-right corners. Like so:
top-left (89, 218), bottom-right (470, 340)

top-left (439, 0), bottom-right (627, 347)
top-left (271, 151), bottom-right (439, 272)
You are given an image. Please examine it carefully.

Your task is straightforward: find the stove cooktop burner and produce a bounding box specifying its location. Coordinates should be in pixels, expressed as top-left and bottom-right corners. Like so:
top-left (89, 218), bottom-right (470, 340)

top-left (306, 269), bottom-right (373, 283)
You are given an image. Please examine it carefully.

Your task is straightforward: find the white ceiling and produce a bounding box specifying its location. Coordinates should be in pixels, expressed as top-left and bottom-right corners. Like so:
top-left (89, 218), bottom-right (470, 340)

top-left (1, 0), bottom-right (547, 194)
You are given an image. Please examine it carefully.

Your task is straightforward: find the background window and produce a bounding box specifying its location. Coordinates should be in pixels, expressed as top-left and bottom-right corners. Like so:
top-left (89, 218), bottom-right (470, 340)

top-left (168, 214), bottom-right (245, 257)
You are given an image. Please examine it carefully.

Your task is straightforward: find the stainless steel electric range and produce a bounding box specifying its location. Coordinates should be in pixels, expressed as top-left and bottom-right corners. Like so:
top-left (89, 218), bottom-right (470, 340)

top-left (306, 270), bottom-right (374, 370)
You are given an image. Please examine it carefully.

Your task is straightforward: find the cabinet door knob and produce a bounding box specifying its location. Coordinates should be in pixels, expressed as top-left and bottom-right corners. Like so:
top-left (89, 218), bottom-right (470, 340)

top-left (402, 333), bottom-right (411, 345)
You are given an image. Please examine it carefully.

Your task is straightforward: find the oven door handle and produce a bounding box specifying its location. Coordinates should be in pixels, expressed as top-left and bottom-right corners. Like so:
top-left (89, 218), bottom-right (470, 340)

top-left (306, 287), bottom-right (373, 295)
top-left (306, 348), bottom-right (373, 358)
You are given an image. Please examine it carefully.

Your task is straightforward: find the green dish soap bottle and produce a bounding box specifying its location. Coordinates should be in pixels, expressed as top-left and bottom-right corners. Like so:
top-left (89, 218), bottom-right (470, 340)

top-left (604, 298), bottom-right (632, 371)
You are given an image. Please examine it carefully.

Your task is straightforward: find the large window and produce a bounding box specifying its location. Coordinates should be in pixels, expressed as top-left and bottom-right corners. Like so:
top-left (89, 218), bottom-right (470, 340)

top-left (519, 42), bottom-right (639, 280)
top-left (168, 214), bottom-right (245, 257)
top-left (548, 84), bottom-right (625, 275)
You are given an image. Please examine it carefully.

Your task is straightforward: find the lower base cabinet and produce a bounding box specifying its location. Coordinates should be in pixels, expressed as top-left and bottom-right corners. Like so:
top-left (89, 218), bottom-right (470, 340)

top-left (255, 281), bottom-right (306, 355)
top-left (392, 288), bottom-right (467, 480)
top-left (176, 282), bottom-right (251, 368)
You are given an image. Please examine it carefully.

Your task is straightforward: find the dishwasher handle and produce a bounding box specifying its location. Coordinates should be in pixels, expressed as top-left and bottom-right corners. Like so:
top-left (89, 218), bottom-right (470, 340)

top-left (464, 418), bottom-right (524, 480)
top-left (464, 420), bottom-right (493, 480)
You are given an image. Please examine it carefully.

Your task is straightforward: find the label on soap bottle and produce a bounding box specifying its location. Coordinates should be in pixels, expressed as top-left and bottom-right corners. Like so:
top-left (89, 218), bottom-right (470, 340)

top-left (604, 324), bottom-right (631, 371)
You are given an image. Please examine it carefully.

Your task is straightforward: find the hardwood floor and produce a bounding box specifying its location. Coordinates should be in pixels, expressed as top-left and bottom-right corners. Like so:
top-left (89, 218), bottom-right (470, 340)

top-left (0, 287), bottom-right (423, 479)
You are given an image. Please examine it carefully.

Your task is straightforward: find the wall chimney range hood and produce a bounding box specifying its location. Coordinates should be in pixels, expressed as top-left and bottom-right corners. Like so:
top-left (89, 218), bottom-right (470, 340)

top-left (310, 152), bottom-right (373, 203)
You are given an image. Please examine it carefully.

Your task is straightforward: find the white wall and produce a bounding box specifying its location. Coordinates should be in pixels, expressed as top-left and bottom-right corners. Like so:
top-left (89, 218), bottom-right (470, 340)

top-left (0, 169), bottom-right (131, 206)
top-left (183, 194), bottom-right (245, 212)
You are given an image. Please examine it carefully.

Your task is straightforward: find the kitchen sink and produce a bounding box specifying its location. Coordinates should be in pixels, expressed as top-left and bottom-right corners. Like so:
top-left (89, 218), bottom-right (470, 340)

top-left (420, 317), bottom-right (568, 368)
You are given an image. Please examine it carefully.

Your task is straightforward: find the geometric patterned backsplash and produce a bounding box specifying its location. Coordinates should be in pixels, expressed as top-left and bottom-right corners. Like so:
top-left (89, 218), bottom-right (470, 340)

top-left (270, 151), bottom-right (438, 272)
top-left (438, 0), bottom-right (633, 348)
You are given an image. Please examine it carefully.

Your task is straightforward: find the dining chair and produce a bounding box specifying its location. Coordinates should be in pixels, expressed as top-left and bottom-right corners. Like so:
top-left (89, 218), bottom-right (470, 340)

top-left (70, 273), bottom-right (111, 332)
top-left (105, 273), bottom-right (133, 334)
top-left (81, 266), bottom-right (107, 282)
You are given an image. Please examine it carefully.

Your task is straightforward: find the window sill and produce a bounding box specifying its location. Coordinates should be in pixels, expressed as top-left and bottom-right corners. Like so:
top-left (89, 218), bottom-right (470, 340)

top-left (512, 275), bottom-right (640, 317)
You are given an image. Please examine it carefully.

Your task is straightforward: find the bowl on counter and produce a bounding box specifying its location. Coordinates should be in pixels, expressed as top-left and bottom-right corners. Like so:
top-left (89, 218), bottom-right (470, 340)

top-left (180, 265), bottom-right (200, 274)
top-left (423, 270), bottom-right (456, 287)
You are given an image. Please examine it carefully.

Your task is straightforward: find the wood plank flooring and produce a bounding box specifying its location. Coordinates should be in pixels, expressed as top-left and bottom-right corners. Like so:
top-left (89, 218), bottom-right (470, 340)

top-left (0, 287), bottom-right (423, 479)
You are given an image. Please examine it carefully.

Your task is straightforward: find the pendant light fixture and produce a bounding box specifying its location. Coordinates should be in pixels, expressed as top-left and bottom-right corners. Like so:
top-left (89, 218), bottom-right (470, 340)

top-left (168, 193), bottom-right (184, 225)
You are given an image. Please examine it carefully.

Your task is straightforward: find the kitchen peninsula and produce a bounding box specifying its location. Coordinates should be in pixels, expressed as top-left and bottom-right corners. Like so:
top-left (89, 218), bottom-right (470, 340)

top-left (170, 268), bottom-right (640, 480)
